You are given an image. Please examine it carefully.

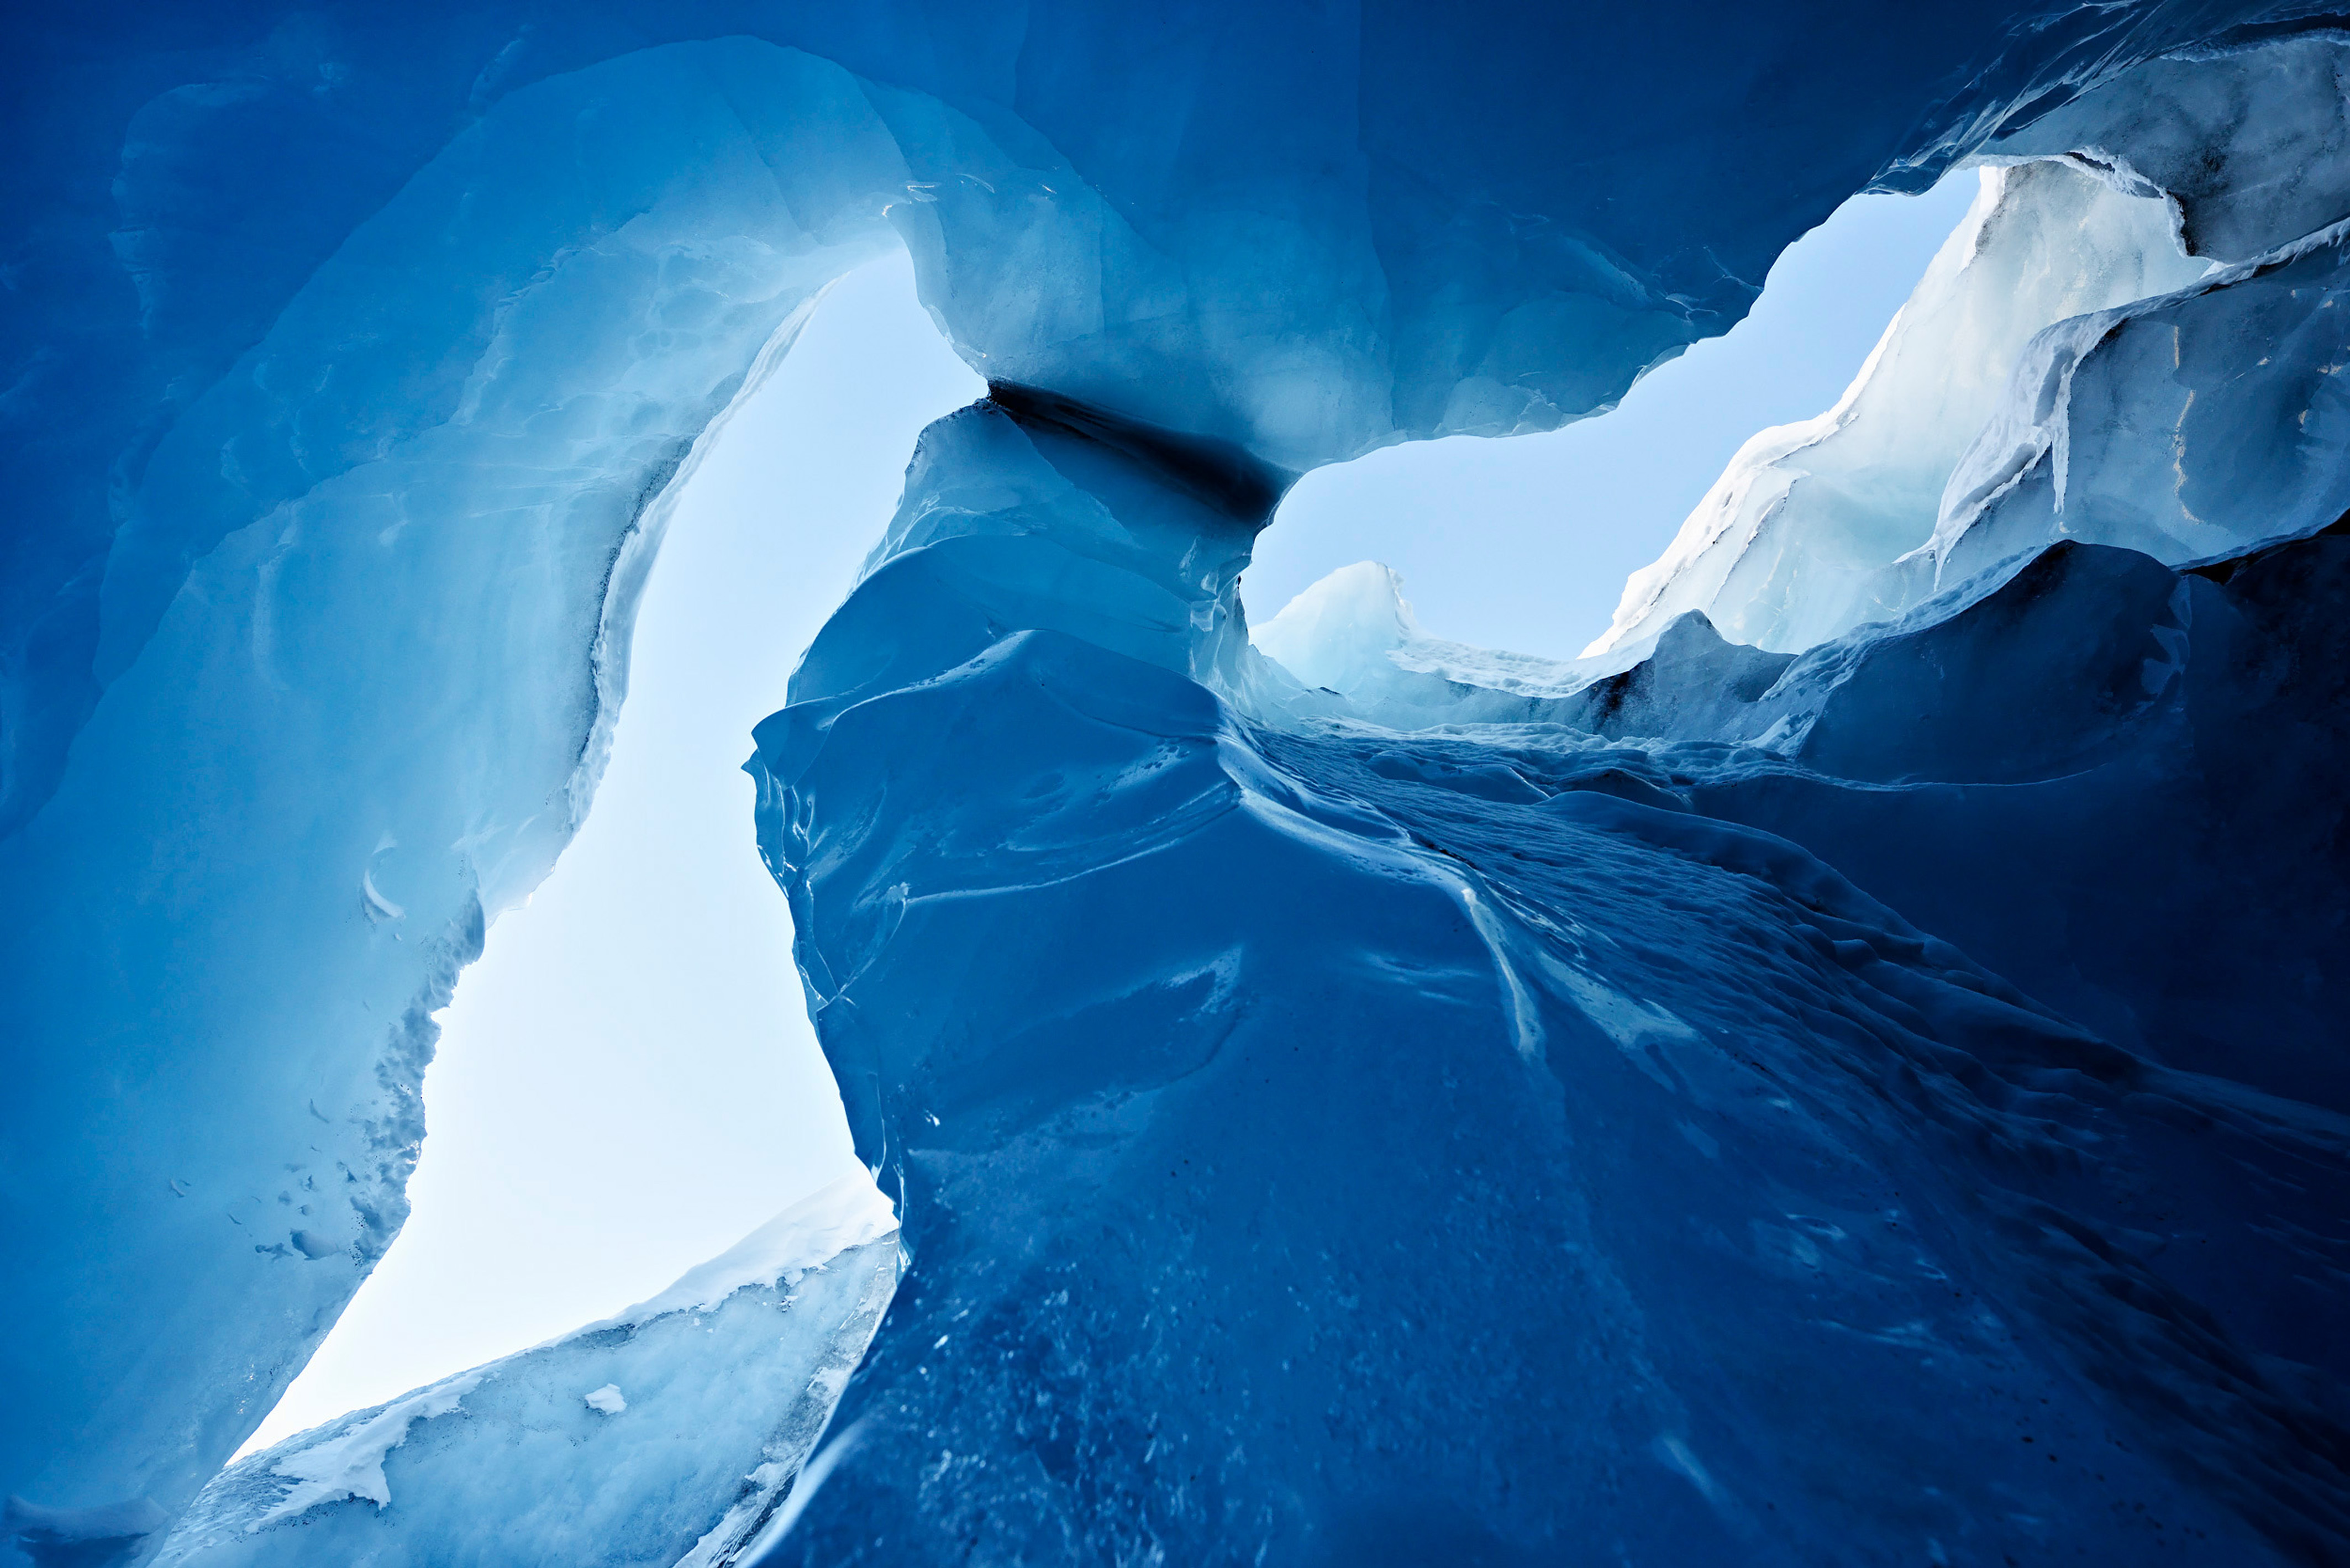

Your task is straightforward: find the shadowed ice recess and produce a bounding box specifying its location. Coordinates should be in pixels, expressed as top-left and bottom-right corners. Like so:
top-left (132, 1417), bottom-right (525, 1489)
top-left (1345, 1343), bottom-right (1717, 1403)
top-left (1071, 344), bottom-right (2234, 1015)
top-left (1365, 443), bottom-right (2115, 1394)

top-left (4, 8), bottom-right (2350, 1568)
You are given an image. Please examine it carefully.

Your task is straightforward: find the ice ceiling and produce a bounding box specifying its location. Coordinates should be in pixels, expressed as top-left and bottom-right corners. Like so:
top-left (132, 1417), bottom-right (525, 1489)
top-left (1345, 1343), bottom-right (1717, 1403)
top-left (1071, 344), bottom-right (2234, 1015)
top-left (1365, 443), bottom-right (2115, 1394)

top-left (3, 4), bottom-right (2349, 1566)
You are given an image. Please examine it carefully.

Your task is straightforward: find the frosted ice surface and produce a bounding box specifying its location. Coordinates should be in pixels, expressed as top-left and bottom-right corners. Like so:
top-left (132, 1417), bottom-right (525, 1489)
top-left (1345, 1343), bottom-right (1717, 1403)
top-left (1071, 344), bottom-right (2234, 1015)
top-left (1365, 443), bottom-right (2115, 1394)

top-left (245, 1375), bottom-right (485, 1528)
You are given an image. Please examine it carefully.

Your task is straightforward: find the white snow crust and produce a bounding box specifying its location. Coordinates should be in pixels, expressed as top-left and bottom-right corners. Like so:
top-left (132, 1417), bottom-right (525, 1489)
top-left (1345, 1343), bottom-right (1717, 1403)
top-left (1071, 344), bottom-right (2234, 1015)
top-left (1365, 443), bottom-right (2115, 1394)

top-left (572, 1172), bottom-right (898, 1337)
top-left (250, 1372), bottom-right (483, 1529)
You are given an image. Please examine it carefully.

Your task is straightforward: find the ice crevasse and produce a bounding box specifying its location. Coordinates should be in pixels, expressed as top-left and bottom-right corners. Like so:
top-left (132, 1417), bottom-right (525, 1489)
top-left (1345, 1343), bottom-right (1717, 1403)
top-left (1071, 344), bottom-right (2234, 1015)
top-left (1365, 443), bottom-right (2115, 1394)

top-left (3, 5), bottom-right (2349, 1567)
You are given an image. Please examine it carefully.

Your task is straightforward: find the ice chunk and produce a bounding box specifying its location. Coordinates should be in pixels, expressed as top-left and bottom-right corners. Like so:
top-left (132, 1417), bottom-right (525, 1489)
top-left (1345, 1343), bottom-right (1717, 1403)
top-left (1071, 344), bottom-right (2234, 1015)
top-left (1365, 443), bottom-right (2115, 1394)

top-left (1249, 561), bottom-right (1601, 726)
top-left (1251, 562), bottom-right (1421, 695)
top-left (1607, 34), bottom-right (2350, 659)
top-left (1248, 561), bottom-right (1805, 741)
top-left (150, 1179), bottom-right (899, 1567)
top-left (1925, 215), bottom-right (2350, 585)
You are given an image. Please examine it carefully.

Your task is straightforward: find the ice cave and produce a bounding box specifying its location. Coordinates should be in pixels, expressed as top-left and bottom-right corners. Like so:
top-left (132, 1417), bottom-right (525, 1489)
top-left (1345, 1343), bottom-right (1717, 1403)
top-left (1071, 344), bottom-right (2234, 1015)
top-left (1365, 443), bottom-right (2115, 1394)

top-left (4, 4), bottom-right (2349, 1565)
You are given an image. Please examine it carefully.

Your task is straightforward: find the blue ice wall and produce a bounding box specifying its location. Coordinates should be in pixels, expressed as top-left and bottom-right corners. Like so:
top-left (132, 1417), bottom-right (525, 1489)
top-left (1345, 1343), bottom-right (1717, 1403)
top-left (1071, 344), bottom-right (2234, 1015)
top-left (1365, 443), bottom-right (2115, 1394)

top-left (7, 2), bottom-right (2350, 1565)
top-left (2, 41), bottom-right (915, 1547)
top-left (737, 394), bottom-right (2349, 1565)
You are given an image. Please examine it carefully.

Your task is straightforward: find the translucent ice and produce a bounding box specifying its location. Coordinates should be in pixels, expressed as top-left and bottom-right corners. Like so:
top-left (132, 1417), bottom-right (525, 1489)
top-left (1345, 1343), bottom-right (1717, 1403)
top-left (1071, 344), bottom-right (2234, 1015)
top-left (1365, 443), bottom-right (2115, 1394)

top-left (1928, 215), bottom-right (2350, 582)
top-left (1608, 35), bottom-right (2350, 658)
top-left (1250, 561), bottom-right (1598, 727)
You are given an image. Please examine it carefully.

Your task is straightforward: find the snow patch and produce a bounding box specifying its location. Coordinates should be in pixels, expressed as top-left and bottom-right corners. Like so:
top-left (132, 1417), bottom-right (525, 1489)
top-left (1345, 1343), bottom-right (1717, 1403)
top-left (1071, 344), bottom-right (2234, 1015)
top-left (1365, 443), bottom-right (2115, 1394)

top-left (251, 1372), bottom-right (483, 1530)
top-left (566, 1174), bottom-right (897, 1341)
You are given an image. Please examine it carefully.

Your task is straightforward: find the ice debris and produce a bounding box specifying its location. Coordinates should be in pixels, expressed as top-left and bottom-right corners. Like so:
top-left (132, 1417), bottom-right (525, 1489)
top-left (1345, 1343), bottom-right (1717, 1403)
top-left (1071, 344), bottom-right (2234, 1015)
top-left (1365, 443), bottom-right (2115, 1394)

top-left (249, 1374), bottom-right (482, 1530)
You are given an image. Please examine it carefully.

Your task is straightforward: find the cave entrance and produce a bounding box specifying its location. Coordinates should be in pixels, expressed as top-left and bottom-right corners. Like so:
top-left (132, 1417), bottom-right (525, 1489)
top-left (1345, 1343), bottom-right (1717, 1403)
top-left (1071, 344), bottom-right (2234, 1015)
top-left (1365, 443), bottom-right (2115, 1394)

top-left (1243, 173), bottom-right (1981, 661)
top-left (243, 171), bottom-right (1989, 1453)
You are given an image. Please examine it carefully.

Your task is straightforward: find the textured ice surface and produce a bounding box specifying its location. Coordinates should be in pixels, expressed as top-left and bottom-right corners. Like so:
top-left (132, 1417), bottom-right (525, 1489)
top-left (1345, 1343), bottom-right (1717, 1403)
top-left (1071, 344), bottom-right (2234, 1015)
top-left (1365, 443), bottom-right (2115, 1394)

top-left (1926, 212), bottom-right (2350, 581)
top-left (1986, 33), bottom-right (2350, 264)
top-left (149, 1176), bottom-right (898, 1568)
top-left (1, 42), bottom-right (916, 1548)
top-left (9, 3), bottom-right (2350, 1564)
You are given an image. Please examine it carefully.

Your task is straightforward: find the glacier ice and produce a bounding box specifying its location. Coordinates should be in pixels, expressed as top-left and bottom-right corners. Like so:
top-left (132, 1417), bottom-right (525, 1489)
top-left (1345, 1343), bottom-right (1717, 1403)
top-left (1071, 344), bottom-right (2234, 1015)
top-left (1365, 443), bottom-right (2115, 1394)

top-left (1926, 211), bottom-right (2350, 579)
top-left (2, 42), bottom-right (921, 1547)
top-left (7, 3), bottom-right (2350, 1565)
top-left (1250, 561), bottom-right (1601, 727)
top-left (1985, 32), bottom-right (2350, 264)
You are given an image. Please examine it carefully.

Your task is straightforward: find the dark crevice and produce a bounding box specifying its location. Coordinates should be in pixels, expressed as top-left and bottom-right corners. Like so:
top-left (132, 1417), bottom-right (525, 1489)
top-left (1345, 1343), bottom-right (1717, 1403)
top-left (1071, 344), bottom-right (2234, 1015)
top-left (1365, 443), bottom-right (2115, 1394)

top-left (986, 382), bottom-right (1295, 527)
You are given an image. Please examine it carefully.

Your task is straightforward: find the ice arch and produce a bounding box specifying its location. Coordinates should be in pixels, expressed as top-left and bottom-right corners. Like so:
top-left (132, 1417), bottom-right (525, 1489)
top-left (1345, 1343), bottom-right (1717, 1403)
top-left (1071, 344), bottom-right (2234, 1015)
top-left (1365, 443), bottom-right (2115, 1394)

top-left (6, 4), bottom-right (2350, 1566)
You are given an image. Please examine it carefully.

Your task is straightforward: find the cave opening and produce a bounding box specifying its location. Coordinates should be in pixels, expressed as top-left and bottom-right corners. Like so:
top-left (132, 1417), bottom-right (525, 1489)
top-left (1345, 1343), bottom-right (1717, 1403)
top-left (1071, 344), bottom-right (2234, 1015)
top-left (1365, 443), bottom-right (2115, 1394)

top-left (1242, 172), bottom-right (1983, 660)
top-left (240, 254), bottom-right (981, 1451)
top-left (237, 170), bottom-right (2007, 1452)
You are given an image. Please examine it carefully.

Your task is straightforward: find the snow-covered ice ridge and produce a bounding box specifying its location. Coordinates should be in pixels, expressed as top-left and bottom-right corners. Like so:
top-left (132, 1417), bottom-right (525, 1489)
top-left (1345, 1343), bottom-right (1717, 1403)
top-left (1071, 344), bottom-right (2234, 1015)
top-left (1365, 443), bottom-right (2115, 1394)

top-left (149, 1177), bottom-right (898, 1568)
top-left (4, 6), bottom-right (2350, 1567)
